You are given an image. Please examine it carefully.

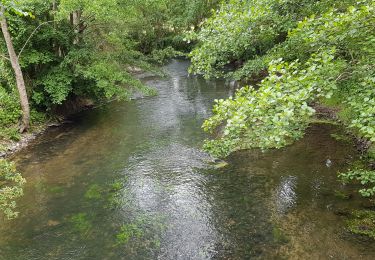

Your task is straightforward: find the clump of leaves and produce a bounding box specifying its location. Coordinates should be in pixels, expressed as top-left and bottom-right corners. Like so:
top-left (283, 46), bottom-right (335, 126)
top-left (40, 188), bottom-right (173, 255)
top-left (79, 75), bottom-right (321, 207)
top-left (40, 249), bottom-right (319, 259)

top-left (150, 47), bottom-right (184, 65)
top-left (203, 49), bottom-right (342, 157)
top-left (0, 159), bottom-right (26, 219)
top-left (340, 169), bottom-right (375, 197)
top-left (200, 2), bottom-right (375, 157)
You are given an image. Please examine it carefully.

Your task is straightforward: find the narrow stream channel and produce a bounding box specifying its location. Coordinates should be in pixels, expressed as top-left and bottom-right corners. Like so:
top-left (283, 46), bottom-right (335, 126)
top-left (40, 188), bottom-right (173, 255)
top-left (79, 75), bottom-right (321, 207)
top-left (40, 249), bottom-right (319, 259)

top-left (1, 60), bottom-right (375, 259)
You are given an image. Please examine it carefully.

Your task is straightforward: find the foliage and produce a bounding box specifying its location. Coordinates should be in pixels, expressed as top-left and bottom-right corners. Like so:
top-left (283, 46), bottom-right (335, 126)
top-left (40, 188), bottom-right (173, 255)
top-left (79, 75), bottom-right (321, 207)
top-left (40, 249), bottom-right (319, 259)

top-left (188, 0), bottom-right (357, 78)
top-left (0, 84), bottom-right (45, 141)
top-left (340, 169), bottom-right (375, 197)
top-left (197, 2), bottom-right (375, 156)
top-left (203, 49), bottom-right (343, 157)
top-left (0, 87), bottom-right (21, 135)
top-left (0, 59), bottom-right (21, 140)
top-left (150, 47), bottom-right (184, 65)
top-left (0, 159), bottom-right (26, 219)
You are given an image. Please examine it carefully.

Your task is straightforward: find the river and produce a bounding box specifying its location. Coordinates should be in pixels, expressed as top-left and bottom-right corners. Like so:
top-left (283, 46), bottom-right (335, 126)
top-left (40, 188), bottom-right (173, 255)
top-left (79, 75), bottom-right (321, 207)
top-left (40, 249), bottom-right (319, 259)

top-left (1, 60), bottom-right (375, 259)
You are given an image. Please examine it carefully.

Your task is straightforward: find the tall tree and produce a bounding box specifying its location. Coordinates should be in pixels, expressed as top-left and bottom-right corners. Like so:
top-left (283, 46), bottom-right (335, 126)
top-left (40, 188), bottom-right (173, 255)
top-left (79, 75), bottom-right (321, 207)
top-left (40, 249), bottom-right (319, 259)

top-left (0, 3), bottom-right (30, 132)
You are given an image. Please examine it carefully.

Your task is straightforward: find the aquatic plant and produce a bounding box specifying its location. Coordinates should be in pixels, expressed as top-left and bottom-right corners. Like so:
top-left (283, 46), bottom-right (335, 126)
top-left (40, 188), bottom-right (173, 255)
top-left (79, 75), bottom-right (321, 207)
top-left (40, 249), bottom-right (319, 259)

top-left (116, 223), bottom-right (143, 245)
top-left (47, 185), bottom-right (65, 194)
top-left (110, 181), bottom-right (124, 192)
top-left (69, 213), bottom-right (92, 235)
top-left (347, 210), bottom-right (375, 239)
top-left (84, 184), bottom-right (102, 200)
top-left (114, 214), bottom-right (167, 250)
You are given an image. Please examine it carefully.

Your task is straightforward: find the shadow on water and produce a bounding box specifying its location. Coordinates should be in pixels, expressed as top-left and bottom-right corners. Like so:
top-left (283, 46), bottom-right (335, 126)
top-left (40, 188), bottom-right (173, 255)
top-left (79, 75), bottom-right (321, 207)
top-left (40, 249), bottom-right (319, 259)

top-left (1, 60), bottom-right (375, 259)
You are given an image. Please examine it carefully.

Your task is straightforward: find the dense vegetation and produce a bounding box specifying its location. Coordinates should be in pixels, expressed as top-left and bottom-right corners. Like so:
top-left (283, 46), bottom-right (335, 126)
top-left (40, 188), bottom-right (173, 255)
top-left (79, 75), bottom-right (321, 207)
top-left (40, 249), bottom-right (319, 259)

top-left (189, 0), bottom-right (375, 196)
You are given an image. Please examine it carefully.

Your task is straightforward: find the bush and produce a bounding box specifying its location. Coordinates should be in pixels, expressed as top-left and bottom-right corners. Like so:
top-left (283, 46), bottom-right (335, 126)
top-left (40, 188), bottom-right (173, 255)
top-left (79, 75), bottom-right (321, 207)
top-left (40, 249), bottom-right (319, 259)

top-left (0, 159), bottom-right (26, 219)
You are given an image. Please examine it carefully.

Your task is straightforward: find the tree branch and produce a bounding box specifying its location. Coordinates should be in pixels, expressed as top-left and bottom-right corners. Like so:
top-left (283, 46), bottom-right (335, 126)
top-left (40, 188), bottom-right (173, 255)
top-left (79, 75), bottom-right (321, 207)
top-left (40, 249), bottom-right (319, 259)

top-left (0, 54), bottom-right (10, 61)
top-left (18, 20), bottom-right (54, 59)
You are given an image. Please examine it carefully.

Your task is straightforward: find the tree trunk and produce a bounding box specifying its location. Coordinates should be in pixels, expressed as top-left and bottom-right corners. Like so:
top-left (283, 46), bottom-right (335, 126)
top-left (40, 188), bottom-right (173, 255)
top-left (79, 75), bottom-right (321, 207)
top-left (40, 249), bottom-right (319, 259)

top-left (72, 10), bottom-right (82, 44)
top-left (51, 1), bottom-right (62, 57)
top-left (0, 8), bottom-right (30, 132)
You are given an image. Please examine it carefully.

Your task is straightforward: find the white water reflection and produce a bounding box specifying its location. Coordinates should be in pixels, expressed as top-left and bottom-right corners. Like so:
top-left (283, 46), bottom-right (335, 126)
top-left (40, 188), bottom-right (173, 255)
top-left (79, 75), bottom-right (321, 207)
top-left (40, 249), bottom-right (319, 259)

top-left (275, 176), bottom-right (297, 214)
top-left (126, 143), bottom-right (219, 259)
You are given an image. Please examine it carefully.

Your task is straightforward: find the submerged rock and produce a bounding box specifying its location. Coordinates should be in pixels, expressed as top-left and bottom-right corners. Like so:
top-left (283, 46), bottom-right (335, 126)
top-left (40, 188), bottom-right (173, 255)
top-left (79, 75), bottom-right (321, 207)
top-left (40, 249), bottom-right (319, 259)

top-left (213, 160), bottom-right (229, 169)
top-left (47, 220), bottom-right (60, 227)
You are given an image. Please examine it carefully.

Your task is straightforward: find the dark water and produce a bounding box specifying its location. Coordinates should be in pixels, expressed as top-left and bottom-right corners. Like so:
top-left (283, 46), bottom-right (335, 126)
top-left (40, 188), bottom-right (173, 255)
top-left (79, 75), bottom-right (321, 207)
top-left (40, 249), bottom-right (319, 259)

top-left (1, 60), bottom-right (375, 259)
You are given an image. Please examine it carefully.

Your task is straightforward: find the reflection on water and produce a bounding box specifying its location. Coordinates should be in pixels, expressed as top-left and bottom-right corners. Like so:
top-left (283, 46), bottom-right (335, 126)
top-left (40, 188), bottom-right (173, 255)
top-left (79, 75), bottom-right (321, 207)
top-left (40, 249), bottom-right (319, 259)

top-left (1, 60), bottom-right (375, 259)
top-left (275, 176), bottom-right (297, 214)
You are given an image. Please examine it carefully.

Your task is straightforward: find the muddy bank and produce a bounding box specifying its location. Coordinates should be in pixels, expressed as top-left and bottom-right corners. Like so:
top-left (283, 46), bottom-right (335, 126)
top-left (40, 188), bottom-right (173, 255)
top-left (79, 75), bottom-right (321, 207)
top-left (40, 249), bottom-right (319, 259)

top-left (0, 123), bottom-right (54, 158)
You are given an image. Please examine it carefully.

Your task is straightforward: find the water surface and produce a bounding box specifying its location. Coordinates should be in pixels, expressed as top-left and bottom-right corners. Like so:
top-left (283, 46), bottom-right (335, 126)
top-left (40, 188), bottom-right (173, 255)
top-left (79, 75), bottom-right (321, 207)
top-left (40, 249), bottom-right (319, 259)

top-left (1, 60), bottom-right (375, 259)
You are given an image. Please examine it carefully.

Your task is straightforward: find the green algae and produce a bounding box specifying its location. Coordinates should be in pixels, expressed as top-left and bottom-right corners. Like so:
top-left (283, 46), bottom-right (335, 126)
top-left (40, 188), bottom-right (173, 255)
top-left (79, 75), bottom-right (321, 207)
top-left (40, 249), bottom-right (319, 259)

top-left (334, 190), bottom-right (352, 200)
top-left (116, 223), bottom-right (143, 245)
top-left (69, 213), bottom-right (92, 235)
top-left (85, 184), bottom-right (102, 200)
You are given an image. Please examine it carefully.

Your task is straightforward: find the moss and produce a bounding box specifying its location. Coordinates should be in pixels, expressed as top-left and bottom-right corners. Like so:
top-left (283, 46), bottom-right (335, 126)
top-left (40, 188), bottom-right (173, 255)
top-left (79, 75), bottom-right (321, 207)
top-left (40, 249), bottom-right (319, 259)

top-left (346, 210), bottom-right (375, 239)
top-left (84, 184), bottom-right (102, 200)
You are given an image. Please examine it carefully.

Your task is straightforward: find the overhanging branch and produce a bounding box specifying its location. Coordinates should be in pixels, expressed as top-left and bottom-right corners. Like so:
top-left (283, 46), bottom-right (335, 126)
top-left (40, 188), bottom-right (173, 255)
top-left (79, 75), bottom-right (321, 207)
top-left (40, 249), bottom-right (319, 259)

top-left (18, 20), bottom-right (55, 59)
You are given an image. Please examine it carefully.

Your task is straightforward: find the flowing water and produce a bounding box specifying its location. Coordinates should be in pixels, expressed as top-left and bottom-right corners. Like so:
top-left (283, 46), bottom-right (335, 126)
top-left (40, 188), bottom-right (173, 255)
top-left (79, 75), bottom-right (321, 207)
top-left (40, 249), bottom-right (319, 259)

top-left (1, 60), bottom-right (375, 259)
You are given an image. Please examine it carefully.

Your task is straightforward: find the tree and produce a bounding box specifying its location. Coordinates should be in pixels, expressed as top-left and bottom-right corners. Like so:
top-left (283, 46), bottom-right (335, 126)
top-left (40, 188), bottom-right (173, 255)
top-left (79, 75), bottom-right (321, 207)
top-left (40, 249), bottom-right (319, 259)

top-left (0, 3), bottom-right (30, 132)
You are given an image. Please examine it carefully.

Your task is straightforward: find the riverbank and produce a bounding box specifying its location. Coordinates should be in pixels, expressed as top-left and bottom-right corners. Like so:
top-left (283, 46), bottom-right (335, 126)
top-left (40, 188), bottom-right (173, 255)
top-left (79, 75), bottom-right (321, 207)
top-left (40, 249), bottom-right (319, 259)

top-left (0, 123), bottom-right (47, 158)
